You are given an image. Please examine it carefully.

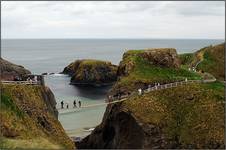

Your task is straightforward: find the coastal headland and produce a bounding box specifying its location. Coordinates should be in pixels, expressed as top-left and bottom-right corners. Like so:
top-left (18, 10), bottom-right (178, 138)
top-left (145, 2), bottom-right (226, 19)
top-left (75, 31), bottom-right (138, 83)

top-left (1, 43), bottom-right (225, 149)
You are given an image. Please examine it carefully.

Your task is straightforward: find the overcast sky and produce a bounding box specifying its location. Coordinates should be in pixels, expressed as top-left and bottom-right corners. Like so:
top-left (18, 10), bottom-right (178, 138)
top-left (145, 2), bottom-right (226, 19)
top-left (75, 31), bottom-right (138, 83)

top-left (1, 1), bottom-right (225, 39)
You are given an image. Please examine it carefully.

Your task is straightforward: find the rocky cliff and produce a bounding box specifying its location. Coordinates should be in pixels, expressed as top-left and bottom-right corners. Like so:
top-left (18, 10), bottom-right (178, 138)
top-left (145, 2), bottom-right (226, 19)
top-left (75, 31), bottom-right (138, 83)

top-left (0, 84), bottom-right (75, 149)
top-left (77, 82), bottom-right (225, 149)
top-left (62, 59), bottom-right (118, 86)
top-left (110, 48), bottom-right (200, 96)
top-left (117, 48), bottom-right (180, 77)
top-left (0, 58), bottom-right (31, 81)
top-left (77, 47), bottom-right (224, 149)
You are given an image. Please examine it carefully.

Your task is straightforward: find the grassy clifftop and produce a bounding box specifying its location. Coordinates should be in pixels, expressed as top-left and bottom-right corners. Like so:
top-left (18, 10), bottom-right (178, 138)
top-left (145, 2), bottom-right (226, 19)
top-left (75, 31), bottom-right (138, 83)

top-left (179, 43), bottom-right (225, 81)
top-left (0, 84), bottom-right (75, 149)
top-left (111, 49), bottom-right (201, 94)
top-left (196, 43), bottom-right (225, 80)
top-left (79, 81), bottom-right (224, 149)
top-left (123, 82), bottom-right (224, 148)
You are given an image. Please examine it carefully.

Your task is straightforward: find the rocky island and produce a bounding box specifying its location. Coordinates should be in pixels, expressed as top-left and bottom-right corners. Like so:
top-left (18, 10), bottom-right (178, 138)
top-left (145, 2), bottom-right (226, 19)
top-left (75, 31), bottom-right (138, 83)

top-left (62, 59), bottom-right (118, 86)
top-left (77, 43), bottom-right (225, 149)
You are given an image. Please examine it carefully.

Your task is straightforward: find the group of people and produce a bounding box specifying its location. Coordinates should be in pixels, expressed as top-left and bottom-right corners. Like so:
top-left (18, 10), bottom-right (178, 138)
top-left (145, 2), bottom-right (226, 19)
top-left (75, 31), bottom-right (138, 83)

top-left (26, 76), bottom-right (38, 83)
top-left (13, 75), bottom-right (38, 83)
top-left (60, 100), bottom-right (81, 109)
top-left (139, 78), bottom-right (188, 94)
top-left (107, 78), bottom-right (189, 103)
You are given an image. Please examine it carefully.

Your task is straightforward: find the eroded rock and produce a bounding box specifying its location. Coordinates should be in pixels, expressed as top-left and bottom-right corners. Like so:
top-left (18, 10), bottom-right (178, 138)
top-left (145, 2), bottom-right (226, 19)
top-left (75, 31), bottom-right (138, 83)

top-left (62, 59), bottom-right (118, 86)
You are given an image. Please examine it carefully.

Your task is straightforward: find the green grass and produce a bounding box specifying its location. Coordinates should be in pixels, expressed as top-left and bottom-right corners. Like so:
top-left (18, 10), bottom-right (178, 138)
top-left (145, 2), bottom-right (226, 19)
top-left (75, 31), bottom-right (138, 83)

top-left (119, 52), bottom-right (201, 86)
top-left (179, 53), bottom-right (195, 66)
top-left (0, 137), bottom-right (64, 150)
top-left (0, 84), bottom-right (75, 149)
top-left (202, 81), bottom-right (225, 91)
top-left (1, 93), bottom-right (24, 118)
top-left (112, 50), bottom-right (202, 94)
top-left (134, 56), bottom-right (201, 80)
top-left (195, 43), bottom-right (224, 80)
top-left (81, 59), bottom-right (111, 65)
top-left (123, 83), bottom-right (224, 148)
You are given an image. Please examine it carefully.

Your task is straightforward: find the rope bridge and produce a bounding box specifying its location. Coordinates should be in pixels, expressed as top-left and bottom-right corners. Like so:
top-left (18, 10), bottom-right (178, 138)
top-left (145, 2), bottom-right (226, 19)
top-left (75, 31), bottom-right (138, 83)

top-left (1, 73), bottom-right (216, 115)
top-left (58, 78), bottom-right (216, 115)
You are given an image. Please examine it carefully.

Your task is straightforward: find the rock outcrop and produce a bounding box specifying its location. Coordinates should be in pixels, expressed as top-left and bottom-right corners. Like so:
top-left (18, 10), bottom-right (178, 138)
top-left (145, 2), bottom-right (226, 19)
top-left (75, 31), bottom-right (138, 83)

top-left (140, 48), bottom-right (180, 68)
top-left (41, 86), bottom-right (58, 119)
top-left (62, 59), bottom-right (118, 86)
top-left (117, 48), bottom-right (180, 77)
top-left (0, 84), bottom-right (75, 149)
top-left (0, 58), bottom-right (31, 81)
top-left (110, 48), bottom-right (198, 97)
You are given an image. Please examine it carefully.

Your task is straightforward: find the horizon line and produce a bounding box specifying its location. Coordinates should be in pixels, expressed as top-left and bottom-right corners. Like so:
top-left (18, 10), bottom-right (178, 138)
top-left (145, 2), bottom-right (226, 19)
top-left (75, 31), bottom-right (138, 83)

top-left (1, 38), bottom-right (225, 40)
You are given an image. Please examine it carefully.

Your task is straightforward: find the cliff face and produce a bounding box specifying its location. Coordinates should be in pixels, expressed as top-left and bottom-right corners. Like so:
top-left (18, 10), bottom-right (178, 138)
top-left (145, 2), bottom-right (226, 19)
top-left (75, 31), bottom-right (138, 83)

top-left (62, 59), bottom-right (118, 86)
top-left (0, 84), bottom-right (75, 149)
top-left (77, 82), bottom-right (225, 149)
top-left (41, 86), bottom-right (58, 119)
top-left (0, 58), bottom-right (31, 81)
top-left (140, 48), bottom-right (180, 68)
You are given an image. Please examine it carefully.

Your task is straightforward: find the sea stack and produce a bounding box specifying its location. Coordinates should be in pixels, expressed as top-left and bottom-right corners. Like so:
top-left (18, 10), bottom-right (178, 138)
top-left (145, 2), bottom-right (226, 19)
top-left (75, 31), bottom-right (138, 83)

top-left (62, 59), bottom-right (118, 86)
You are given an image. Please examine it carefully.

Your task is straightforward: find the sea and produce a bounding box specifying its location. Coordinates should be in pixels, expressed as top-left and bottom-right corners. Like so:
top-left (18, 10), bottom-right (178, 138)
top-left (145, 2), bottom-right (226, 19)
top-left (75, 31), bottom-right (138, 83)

top-left (1, 39), bottom-right (224, 138)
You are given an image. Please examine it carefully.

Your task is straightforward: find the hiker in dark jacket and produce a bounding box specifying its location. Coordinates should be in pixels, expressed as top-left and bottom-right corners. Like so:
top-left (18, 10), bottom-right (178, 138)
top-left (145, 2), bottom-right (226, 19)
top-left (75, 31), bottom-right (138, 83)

top-left (61, 101), bottom-right (64, 109)
top-left (78, 101), bottom-right (81, 108)
top-left (73, 100), bottom-right (77, 108)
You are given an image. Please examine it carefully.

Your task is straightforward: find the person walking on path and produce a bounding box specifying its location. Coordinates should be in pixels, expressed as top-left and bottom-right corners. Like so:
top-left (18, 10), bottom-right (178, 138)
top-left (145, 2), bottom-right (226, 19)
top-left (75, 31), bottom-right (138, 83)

top-left (148, 85), bottom-right (151, 92)
top-left (78, 101), bottom-right (81, 108)
top-left (108, 95), bottom-right (112, 103)
top-left (138, 88), bottom-right (142, 95)
top-left (66, 103), bottom-right (69, 109)
top-left (73, 100), bottom-right (77, 108)
top-left (61, 101), bottom-right (64, 109)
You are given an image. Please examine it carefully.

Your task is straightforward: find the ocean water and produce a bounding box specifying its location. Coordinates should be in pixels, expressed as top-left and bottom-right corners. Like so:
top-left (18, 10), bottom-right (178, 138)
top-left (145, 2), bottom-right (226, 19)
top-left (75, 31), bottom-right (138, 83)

top-left (1, 39), bottom-right (224, 137)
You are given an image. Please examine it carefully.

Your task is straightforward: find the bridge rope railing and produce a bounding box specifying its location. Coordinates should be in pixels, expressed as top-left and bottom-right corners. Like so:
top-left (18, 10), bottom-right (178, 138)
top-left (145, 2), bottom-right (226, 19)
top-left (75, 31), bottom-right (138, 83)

top-left (58, 78), bottom-right (216, 114)
top-left (1, 74), bottom-right (45, 85)
top-left (1, 80), bottom-right (41, 85)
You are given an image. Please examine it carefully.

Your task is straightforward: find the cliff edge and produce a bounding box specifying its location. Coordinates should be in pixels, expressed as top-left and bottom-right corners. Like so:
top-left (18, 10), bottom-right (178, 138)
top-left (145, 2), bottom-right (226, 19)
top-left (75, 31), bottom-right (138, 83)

top-left (0, 58), bottom-right (31, 81)
top-left (0, 84), bottom-right (75, 149)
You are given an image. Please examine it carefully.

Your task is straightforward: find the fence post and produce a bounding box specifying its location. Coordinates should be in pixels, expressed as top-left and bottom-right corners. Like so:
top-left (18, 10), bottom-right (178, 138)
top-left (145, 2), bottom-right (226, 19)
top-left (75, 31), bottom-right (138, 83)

top-left (40, 75), bottom-right (45, 86)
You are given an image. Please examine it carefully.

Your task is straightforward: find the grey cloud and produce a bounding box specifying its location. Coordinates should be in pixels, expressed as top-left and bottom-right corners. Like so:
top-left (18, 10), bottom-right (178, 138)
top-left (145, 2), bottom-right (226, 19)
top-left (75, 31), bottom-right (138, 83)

top-left (1, 1), bottom-right (225, 39)
top-left (169, 1), bottom-right (225, 16)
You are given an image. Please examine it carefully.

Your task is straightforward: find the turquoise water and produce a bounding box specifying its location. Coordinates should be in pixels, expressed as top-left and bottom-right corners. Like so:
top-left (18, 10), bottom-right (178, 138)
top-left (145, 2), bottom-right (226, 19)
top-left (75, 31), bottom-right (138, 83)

top-left (44, 74), bottom-right (110, 137)
top-left (1, 39), bottom-right (224, 137)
